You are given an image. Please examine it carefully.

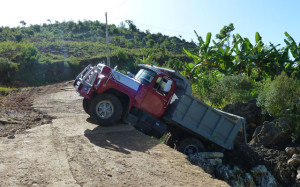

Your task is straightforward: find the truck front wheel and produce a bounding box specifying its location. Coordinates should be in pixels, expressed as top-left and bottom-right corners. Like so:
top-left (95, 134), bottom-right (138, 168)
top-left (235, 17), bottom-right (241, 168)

top-left (177, 138), bottom-right (205, 155)
top-left (89, 93), bottom-right (122, 126)
top-left (83, 98), bottom-right (91, 115)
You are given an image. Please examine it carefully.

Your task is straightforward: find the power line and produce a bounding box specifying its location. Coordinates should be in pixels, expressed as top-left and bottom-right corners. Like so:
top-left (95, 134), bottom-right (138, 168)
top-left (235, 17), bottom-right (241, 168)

top-left (109, 15), bottom-right (196, 40)
top-left (108, 0), bottom-right (129, 13)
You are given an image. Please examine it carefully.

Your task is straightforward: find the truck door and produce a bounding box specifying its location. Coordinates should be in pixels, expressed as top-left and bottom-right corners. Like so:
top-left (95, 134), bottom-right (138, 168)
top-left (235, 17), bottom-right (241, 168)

top-left (140, 76), bottom-right (173, 118)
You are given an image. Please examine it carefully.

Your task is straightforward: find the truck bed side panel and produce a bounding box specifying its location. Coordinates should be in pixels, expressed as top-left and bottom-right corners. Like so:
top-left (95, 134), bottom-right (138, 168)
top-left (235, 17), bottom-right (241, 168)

top-left (165, 94), bottom-right (244, 149)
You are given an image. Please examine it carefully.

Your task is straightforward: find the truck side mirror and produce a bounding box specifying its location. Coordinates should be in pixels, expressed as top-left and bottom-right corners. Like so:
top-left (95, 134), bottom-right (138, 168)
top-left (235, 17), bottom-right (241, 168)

top-left (163, 80), bottom-right (173, 93)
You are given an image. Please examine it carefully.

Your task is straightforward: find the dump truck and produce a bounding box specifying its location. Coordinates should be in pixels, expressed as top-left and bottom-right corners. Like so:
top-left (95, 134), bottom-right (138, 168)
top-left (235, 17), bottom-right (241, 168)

top-left (74, 63), bottom-right (246, 154)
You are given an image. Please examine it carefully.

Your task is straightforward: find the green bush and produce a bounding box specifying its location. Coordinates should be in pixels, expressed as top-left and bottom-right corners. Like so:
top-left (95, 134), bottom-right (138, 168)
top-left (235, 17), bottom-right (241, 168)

top-left (203, 74), bottom-right (255, 107)
top-left (0, 57), bottom-right (18, 83)
top-left (257, 72), bottom-right (300, 117)
top-left (257, 72), bottom-right (300, 142)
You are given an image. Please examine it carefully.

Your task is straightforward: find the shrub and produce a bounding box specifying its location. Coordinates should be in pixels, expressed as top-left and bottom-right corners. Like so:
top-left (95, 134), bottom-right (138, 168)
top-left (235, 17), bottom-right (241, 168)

top-left (0, 57), bottom-right (18, 83)
top-left (257, 72), bottom-right (300, 142)
top-left (204, 74), bottom-right (255, 107)
top-left (257, 72), bottom-right (300, 117)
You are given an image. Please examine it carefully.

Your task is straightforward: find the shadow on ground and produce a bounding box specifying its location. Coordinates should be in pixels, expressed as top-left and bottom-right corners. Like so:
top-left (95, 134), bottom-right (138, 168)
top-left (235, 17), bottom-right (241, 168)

top-left (84, 123), bottom-right (160, 155)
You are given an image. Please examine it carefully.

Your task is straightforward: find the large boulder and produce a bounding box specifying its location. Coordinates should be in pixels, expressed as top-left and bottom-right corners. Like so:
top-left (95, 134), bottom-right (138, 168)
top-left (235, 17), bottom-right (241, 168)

top-left (285, 147), bottom-right (300, 155)
top-left (251, 165), bottom-right (279, 187)
top-left (249, 121), bottom-right (289, 146)
top-left (288, 154), bottom-right (300, 167)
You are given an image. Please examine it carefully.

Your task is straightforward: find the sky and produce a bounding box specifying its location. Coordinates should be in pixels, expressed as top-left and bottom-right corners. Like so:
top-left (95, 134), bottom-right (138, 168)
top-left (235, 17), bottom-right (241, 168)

top-left (1, 0), bottom-right (300, 46)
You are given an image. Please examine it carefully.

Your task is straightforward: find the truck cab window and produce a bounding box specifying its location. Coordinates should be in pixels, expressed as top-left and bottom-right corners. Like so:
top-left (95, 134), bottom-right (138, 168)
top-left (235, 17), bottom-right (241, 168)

top-left (135, 69), bottom-right (156, 85)
top-left (154, 77), bottom-right (169, 95)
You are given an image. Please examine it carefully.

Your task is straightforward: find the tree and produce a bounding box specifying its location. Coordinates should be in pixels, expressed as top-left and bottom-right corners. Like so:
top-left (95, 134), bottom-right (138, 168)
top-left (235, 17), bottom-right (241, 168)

top-left (146, 39), bottom-right (155, 47)
top-left (20, 20), bottom-right (26, 27)
top-left (119, 21), bottom-right (126, 29)
top-left (125, 20), bottom-right (137, 32)
top-left (216, 23), bottom-right (235, 43)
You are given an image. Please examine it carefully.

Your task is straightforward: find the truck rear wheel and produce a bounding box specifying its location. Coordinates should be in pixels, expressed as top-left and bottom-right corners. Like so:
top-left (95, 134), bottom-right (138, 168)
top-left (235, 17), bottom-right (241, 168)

top-left (83, 98), bottom-right (91, 115)
top-left (89, 93), bottom-right (122, 126)
top-left (177, 138), bottom-right (205, 155)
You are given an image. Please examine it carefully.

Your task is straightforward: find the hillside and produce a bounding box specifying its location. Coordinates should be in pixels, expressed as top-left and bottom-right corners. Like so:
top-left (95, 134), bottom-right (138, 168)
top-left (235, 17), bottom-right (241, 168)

top-left (0, 20), bottom-right (196, 86)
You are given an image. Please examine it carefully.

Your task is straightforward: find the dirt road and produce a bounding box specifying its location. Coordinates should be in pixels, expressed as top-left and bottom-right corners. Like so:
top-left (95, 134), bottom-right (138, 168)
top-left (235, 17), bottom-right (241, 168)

top-left (0, 83), bottom-right (228, 186)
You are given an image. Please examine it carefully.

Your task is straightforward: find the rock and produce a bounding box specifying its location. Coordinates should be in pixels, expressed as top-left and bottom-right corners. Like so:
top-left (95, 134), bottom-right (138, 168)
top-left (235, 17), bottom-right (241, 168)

top-left (200, 163), bottom-right (215, 175)
top-left (7, 135), bottom-right (15, 139)
top-left (222, 99), bottom-right (263, 125)
top-left (286, 147), bottom-right (297, 155)
top-left (207, 158), bottom-right (222, 166)
top-left (244, 173), bottom-right (256, 187)
top-left (249, 121), bottom-right (289, 146)
top-left (188, 152), bottom-right (223, 175)
top-left (231, 179), bottom-right (245, 187)
top-left (0, 118), bottom-right (10, 124)
top-left (188, 156), bottom-right (215, 175)
top-left (251, 165), bottom-right (279, 187)
top-left (215, 165), bottom-right (235, 182)
top-left (0, 117), bottom-right (19, 125)
top-left (272, 118), bottom-right (290, 131)
top-left (232, 166), bottom-right (243, 176)
top-left (191, 152), bottom-right (224, 159)
top-left (288, 154), bottom-right (300, 167)
top-left (230, 166), bottom-right (246, 187)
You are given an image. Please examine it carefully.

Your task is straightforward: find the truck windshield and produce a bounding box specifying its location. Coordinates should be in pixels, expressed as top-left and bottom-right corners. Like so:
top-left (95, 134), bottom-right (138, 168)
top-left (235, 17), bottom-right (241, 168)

top-left (135, 69), bottom-right (156, 85)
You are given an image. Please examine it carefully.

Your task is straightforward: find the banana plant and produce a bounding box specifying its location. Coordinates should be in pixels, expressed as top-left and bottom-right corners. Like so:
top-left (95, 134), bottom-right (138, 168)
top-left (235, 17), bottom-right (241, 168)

top-left (214, 36), bottom-right (239, 75)
top-left (231, 34), bottom-right (254, 75)
top-left (183, 31), bottom-right (217, 80)
top-left (233, 32), bottom-right (275, 79)
top-left (269, 42), bottom-right (290, 76)
top-left (284, 32), bottom-right (300, 79)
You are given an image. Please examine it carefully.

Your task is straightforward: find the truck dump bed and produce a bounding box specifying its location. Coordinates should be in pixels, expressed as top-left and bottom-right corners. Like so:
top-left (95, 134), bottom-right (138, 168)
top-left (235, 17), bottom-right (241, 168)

top-left (164, 93), bottom-right (246, 150)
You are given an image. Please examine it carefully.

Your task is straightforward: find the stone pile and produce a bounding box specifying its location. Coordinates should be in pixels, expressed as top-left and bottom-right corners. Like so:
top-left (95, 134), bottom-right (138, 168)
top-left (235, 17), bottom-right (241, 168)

top-left (286, 147), bottom-right (300, 186)
top-left (188, 152), bottom-right (278, 187)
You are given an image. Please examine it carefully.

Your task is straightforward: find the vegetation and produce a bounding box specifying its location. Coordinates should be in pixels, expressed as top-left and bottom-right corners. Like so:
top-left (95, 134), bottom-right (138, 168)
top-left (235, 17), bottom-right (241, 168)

top-left (0, 20), bottom-right (299, 142)
top-left (257, 72), bottom-right (300, 142)
top-left (0, 20), bottom-right (196, 86)
top-left (181, 24), bottom-right (299, 142)
top-left (0, 86), bottom-right (17, 96)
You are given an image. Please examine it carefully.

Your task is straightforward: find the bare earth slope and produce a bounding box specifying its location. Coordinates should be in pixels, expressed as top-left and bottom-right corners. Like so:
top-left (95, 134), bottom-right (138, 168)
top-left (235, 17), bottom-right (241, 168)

top-left (0, 82), bottom-right (227, 187)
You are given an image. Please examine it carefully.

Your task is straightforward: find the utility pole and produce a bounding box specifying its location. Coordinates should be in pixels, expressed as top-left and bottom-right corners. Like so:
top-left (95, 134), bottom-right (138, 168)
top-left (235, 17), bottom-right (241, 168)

top-left (105, 12), bottom-right (110, 67)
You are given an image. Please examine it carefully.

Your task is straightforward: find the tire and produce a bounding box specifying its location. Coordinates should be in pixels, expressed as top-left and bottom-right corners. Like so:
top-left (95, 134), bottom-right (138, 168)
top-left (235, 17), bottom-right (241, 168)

top-left (83, 98), bottom-right (91, 115)
top-left (89, 93), bottom-right (122, 126)
top-left (177, 137), bottom-right (205, 155)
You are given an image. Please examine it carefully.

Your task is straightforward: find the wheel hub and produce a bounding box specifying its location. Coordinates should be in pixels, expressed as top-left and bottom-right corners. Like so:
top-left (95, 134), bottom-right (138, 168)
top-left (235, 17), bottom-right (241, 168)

top-left (96, 100), bottom-right (114, 119)
top-left (184, 145), bottom-right (198, 155)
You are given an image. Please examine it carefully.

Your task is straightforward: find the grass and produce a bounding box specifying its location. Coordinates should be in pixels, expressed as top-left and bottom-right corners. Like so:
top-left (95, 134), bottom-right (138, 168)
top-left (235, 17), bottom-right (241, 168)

top-left (0, 87), bottom-right (17, 96)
